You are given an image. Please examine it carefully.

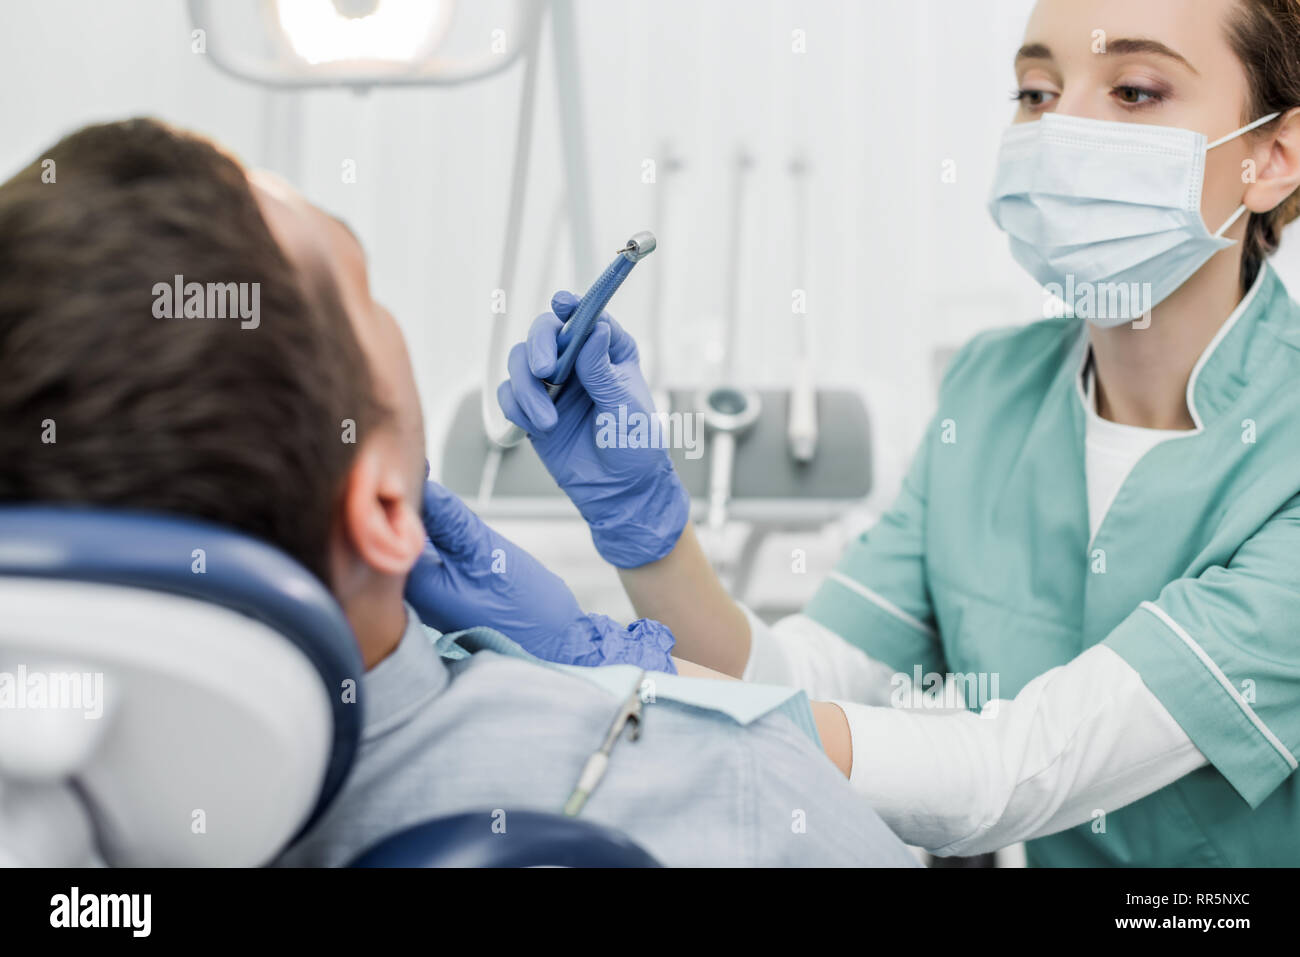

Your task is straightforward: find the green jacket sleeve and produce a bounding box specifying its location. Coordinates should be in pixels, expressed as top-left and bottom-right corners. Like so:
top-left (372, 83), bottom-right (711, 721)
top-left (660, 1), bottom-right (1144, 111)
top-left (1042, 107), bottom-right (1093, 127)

top-left (1105, 493), bottom-right (1300, 807)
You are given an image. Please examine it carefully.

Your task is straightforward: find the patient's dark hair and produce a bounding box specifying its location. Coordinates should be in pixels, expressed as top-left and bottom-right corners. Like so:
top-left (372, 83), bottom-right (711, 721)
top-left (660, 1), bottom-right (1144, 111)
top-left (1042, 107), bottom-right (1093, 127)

top-left (0, 118), bottom-right (382, 584)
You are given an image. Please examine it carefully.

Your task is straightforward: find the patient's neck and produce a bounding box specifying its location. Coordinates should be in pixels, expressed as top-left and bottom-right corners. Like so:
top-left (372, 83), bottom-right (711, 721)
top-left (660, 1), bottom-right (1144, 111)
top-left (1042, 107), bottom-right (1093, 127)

top-left (342, 586), bottom-right (409, 670)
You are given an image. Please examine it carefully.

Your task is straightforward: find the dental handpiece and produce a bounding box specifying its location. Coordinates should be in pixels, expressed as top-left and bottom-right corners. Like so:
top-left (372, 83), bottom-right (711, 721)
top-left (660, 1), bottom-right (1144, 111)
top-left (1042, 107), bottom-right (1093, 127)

top-left (496, 231), bottom-right (657, 448)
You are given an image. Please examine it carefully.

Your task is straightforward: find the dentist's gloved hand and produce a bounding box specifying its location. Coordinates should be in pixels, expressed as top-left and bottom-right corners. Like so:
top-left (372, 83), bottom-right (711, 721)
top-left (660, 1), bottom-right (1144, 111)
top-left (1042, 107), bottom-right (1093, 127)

top-left (497, 290), bottom-right (690, 568)
top-left (404, 479), bottom-right (676, 672)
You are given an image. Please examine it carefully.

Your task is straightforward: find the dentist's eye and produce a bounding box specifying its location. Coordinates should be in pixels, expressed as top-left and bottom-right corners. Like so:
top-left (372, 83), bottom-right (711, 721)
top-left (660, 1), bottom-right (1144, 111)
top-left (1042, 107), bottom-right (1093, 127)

top-left (1012, 88), bottom-right (1057, 110)
top-left (1113, 85), bottom-right (1164, 107)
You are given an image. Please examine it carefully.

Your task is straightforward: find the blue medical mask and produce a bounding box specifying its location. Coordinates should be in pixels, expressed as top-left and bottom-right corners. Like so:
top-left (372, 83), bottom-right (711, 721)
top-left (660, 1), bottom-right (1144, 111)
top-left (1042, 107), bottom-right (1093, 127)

top-left (988, 111), bottom-right (1280, 326)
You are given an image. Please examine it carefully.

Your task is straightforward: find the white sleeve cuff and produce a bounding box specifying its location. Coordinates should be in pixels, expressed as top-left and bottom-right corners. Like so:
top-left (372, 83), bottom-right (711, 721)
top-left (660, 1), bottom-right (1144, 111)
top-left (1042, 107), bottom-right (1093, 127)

top-left (829, 645), bottom-right (1206, 856)
top-left (739, 603), bottom-right (898, 704)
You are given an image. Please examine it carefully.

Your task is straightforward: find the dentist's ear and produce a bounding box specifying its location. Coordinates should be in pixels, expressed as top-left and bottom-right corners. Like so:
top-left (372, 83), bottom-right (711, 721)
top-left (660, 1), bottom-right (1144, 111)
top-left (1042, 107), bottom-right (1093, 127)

top-left (1244, 107), bottom-right (1300, 214)
top-left (340, 437), bottom-right (427, 577)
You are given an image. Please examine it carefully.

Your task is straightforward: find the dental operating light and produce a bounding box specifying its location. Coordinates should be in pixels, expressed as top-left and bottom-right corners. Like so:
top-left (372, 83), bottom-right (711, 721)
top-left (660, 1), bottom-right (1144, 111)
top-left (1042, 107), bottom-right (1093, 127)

top-left (273, 0), bottom-right (453, 67)
top-left (188, 0), bottom-right (540, 88)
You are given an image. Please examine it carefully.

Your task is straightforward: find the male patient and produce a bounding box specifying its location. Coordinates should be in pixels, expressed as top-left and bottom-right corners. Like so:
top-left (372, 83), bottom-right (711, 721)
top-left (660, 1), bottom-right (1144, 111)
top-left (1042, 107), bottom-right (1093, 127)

top-left (0, 119), bottom-right (914, 867)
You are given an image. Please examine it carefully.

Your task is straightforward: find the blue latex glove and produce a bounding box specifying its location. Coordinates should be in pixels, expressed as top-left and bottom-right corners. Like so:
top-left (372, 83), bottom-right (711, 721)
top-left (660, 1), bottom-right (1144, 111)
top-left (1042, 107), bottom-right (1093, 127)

top-left (404, 479), bottom-right (676, 672)
top-left (496, 290), bottom-right (690, 568)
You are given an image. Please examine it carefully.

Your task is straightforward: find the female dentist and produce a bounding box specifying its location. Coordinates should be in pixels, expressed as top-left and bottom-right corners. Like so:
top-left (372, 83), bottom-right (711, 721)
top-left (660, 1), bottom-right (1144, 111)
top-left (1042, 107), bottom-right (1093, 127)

top-left (497, 0), bottom-right (1300, 866)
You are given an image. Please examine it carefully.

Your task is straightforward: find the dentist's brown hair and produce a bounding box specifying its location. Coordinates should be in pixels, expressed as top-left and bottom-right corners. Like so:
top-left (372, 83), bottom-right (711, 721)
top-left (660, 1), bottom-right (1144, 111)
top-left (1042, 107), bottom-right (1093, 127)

top-left (1230, 0), bottom-right (1300, 288)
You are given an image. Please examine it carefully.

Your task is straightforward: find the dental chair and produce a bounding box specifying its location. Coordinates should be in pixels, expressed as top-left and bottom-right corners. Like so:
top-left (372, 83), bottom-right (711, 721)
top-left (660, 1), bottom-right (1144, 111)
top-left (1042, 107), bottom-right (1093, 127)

top-left (0, 506), bottom-right (658, 867)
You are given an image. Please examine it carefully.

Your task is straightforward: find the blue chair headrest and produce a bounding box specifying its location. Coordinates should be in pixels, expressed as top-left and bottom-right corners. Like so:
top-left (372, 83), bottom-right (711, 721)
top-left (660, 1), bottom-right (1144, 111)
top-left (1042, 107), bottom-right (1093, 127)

top-left (0, 505), bottom-right (364, 834)
top-left (350, 810), bottom-right (662, 868)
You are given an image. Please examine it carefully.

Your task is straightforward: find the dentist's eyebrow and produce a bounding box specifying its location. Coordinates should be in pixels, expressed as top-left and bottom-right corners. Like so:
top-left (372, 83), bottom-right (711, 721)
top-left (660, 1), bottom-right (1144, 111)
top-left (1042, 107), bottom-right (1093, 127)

top-left (1015, 42), bottom-right (1052, 65)
top-left (1014, 39), bottom-right (1198, 77)
top-left (1101, 37), bottom-right (1199, 76)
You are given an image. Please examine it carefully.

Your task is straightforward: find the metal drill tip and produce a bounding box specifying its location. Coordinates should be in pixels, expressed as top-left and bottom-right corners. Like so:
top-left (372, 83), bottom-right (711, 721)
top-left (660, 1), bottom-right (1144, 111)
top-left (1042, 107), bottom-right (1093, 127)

top-left (619, 230), bottom-right (657, 262)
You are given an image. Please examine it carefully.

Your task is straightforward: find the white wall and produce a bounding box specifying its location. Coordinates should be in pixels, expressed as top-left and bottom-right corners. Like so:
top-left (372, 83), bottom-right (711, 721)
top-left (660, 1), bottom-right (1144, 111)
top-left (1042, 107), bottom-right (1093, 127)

top-left (4, 0), bottom-right (1299, 539)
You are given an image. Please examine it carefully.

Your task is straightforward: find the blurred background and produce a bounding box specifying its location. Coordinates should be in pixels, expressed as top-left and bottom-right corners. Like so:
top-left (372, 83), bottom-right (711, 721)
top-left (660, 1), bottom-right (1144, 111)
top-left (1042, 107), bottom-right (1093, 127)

top-left (5, 0), bottom-right (1298, 623)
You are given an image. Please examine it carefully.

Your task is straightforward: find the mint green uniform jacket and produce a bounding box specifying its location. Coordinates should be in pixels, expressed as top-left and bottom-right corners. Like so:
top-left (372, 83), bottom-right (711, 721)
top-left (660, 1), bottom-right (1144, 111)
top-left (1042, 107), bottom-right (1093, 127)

top-left (806, 265), bottom-right (1300, 866)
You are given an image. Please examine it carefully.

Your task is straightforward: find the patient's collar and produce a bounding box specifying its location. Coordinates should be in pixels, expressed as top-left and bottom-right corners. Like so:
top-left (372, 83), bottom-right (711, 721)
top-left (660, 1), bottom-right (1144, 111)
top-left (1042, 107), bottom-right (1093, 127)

top-left (359, 604), bottom-right (452, 738)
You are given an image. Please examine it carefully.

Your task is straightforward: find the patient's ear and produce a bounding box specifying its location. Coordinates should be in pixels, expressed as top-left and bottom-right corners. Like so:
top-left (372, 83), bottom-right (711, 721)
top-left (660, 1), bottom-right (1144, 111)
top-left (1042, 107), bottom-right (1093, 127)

top-left (339, 438), bottom-right (426, 577)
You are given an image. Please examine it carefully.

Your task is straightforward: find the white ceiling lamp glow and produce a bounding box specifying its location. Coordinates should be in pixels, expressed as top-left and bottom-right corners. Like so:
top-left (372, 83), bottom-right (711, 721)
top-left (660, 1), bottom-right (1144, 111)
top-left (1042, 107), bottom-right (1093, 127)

top-left (273, 0), bottom-right (453, 66)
